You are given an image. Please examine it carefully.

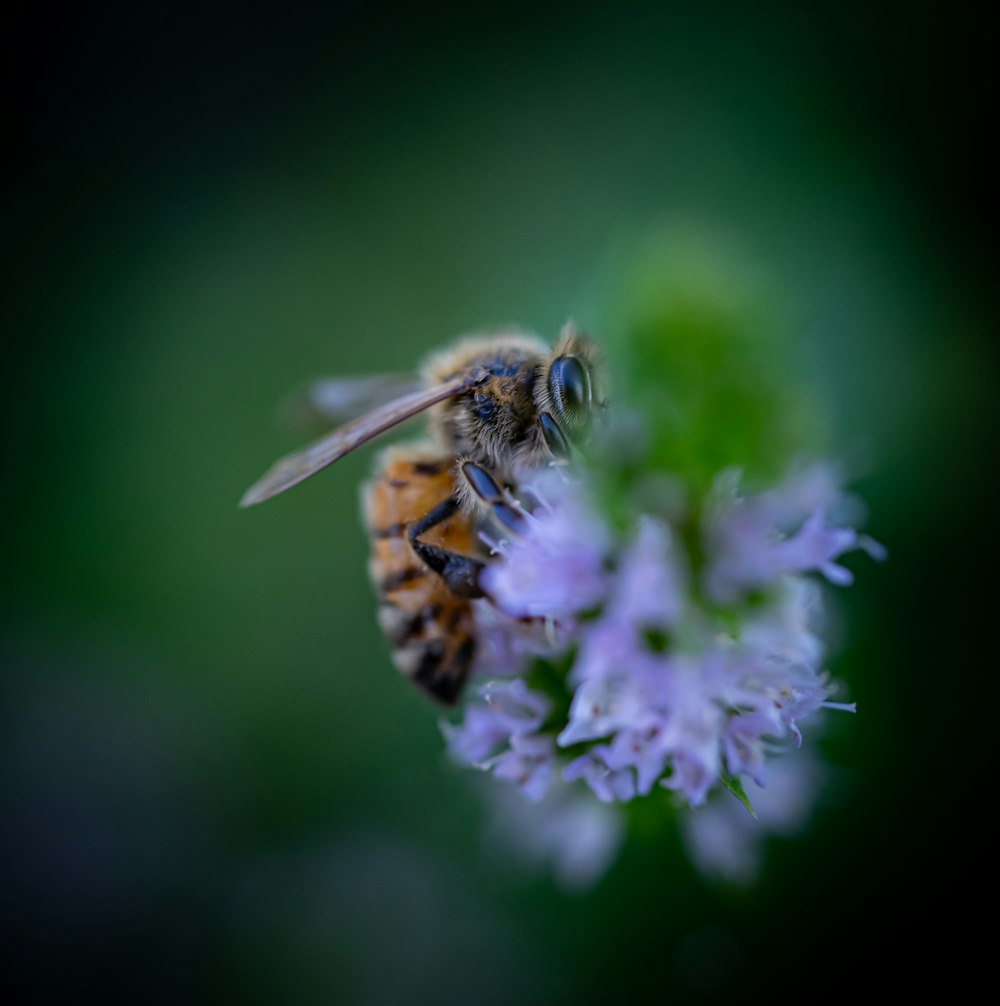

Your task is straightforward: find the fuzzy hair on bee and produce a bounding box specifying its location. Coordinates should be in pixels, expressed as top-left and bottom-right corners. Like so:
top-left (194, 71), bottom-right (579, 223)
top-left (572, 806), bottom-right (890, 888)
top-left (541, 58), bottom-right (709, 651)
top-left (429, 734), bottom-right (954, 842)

top-left (422, 325), bottom-right (600, 517)
top-left (241, 321), bottom-right (603, 703)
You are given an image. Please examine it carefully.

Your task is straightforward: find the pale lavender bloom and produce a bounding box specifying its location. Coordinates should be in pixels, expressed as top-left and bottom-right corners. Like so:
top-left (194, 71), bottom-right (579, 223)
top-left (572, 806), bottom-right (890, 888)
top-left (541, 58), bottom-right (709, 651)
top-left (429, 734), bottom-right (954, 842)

top-left (557, 567), bottom-right (843, 809)
top-left (610, 516), bottom-right (685, 630)
top-left (485, 779), bottom-right (626, 890)
top-left (774, 666), bottom-right (839, 746)
top-left (445, 456), bottom-right (875, 882)
top-left (662, 752), bottom-right (719, 809)
top-left (718, 578), bottom-right (841, 752)
top-left (562, 652), bottom-right (729, 806)
top-left (564, 746), bottom-right (638, 803)
top-left (442, 679), bottom-right (550, 778)
top-left (605, 713), bottom-right (669, 795)
top-left (721, 707), bottom-right (783, 786)
top-left (759, 463), bottom-right (845, 525)
top-left (570, 617), bottom-right (639, 686)
top-left (655, 663), bottom-right (724, 804)
top-left (441, 706), bottom-right (515, 765)
top-left (467, 602), bottom-right (533, 680)
top-left (481, 678), bottom-right (550, 726)
top-left (558, 673), bottom-right (648, 746)
top-left (568, 518), bottom-right (684, 687)
top-left (772, 509), bottom-right (885, 586)
top-left (703, 465), bottom-right (884, 604)
top-left (728, 657), bottom-right (839, 747)
top-left (737, 578), bottom-right (824, 670)
top-left (480, 473), bottom-right (611, 620)
top-left (680, 747), bottom-right (828, 883)
top-left (487, 732), bottom-right (555, 803)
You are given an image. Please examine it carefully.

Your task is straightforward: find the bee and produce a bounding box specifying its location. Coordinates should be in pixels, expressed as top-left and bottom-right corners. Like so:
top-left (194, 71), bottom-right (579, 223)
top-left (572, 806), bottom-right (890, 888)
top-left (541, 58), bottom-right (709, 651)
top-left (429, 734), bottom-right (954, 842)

top-left (241, 322), bottom-right (602, 704)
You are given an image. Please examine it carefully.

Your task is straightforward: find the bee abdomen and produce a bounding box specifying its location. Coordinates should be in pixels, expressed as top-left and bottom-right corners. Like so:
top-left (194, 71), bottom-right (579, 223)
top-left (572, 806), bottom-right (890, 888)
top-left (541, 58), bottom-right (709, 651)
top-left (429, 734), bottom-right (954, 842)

top-left (381, 601), bottom-right (444, 646)
top-left (415, 633), bottom-right (476, 705)
top-left (376, 596), bottom-right (477, 705)
top-left (364, 448), bottom-right (480, 704)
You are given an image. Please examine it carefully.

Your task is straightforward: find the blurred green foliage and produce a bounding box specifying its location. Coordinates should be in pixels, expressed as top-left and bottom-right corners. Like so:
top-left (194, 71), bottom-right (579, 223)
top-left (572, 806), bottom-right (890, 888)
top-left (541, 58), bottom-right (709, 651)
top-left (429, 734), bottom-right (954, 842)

top-left (599, 228), bottom-right (826, 490)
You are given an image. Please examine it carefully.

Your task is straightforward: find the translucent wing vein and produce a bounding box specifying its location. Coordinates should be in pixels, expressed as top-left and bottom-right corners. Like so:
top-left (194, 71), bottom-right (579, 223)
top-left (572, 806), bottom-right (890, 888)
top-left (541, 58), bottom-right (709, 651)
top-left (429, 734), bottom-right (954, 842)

top-left (240, 374), bottom-right (476, 507)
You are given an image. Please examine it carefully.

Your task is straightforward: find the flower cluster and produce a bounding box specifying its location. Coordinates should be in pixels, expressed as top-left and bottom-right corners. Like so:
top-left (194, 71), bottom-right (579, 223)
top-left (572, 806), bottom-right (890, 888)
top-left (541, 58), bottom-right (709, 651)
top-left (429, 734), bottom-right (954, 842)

top-left (442, 460), bottom-right (883, 879)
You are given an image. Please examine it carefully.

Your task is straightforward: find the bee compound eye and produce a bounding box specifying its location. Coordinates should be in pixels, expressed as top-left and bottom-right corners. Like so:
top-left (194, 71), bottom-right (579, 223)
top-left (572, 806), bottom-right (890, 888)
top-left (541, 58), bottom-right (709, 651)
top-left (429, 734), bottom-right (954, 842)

top-left (548, 356), bottom-right (592, 422)
top-left (539, 412), bottom-right (570, 458)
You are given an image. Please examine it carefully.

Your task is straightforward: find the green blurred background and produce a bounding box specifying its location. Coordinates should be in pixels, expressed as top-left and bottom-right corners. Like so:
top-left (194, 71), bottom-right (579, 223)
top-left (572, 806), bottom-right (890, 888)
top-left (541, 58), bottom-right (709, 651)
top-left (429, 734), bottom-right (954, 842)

top-left (5, 2), bottom-right (991, 1000)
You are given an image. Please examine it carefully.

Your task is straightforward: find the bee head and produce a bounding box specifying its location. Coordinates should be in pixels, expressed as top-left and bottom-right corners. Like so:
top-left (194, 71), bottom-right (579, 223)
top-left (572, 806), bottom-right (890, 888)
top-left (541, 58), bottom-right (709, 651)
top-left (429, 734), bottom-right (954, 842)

top-left (426, 326), bottom-right (603, 476)
top-left (534, 323), bottom-right (602, 459)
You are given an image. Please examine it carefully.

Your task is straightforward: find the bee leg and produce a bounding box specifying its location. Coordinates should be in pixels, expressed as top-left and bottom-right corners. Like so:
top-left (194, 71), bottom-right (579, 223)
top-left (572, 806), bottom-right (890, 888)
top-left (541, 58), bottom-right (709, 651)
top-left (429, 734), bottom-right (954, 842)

top-left (538, 412), bottom-right (571, 459)
top-left (460, 462), bottom-right (528, 535)
top-left (407, 497), bottom-right (486, 599)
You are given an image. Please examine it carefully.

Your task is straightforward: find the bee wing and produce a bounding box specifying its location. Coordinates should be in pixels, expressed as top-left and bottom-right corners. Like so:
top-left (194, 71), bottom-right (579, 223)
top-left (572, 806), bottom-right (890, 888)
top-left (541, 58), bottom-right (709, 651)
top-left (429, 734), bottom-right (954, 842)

top-left (285, 373), bottom-right (424, 428)
top-left (240, 374), bottom-right (477, 507)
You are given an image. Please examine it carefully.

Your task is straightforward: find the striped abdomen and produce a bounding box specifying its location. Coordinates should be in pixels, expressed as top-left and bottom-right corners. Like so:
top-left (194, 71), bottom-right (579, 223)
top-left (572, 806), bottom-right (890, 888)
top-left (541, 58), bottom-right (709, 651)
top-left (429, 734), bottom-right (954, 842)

top-left (362, 447), bottom-right (478, 704)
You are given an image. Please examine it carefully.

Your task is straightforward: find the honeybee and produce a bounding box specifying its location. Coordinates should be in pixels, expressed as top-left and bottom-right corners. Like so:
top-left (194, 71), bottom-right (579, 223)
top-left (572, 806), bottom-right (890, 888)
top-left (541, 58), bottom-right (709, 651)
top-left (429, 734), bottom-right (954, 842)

top-left (241, 322), bottom-right (602, 704)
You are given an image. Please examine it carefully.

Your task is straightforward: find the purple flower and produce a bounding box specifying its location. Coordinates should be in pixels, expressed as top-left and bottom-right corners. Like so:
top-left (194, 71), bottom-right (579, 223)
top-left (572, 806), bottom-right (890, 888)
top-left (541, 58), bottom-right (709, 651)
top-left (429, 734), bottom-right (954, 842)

top-left (480, 472), bottom-right (611, 620)
top-left (467, 602), bottom-right (533, 680)
top-left (772, 509), bottom-right (886, 587)
top-left (444, 456), bottom-right (878, 885)
top-left (487, 732), bottom-right (555, 803)
top-left (680, 747), bottom-right (828, 883)
top-left (485, 780), bottom-right (626, 890)
top-left (564, 747), bottom-right (638, 803)
top-left (721, 707), bottom-right (783, 786)
top-left (728, 655), bottom-right (839, 747)
top-left (703, 465), bottom-right (885, 604)
top-left (442, 679), bottom-right (551, 798)
top-left (441, 705), bottom-right (515, 765)
top-left (605, 713), bottom-right (670, 795)
top-left (736, 578), bottom-right (824, 670)
top-left (558, 673), bottom-right (648, 746)
top-left (610, 516), bottom-right (685, 630)
top-left (569, 615), bottom-right (657, 687)
top-left (481, 677), bottom-right (550, 726)
top-left (656, 659), bottom-right (725, 807)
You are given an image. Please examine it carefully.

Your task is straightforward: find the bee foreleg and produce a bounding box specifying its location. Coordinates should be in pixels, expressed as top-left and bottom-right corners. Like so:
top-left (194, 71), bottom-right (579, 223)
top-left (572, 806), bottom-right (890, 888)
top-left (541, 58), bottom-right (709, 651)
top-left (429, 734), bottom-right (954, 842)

top-left (460, 462), bottom-right (528, 535)
top-left (407, 497), bottom-right (486, 599)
